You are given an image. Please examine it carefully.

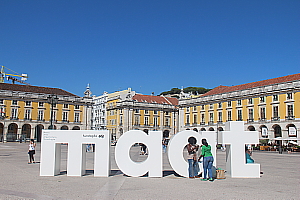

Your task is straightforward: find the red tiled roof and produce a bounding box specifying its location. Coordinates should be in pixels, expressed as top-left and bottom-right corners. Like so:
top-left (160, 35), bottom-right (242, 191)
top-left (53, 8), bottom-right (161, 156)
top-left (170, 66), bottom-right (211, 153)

top-left (0, 83), bottom-right (78, 97)
top-left (202, 73), bottom-right (300, 97)
top-left (133, 94), bottom-right (178, 105)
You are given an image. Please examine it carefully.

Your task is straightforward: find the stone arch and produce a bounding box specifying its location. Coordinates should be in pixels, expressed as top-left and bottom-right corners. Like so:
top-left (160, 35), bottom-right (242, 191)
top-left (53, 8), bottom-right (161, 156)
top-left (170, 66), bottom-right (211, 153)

top-left (22, 124), bottom-right (31, 139)
top-left (218, 127), bottom-right (224, 131)
top-left (200, 128), bottom-right (206, 131)
top-left (7, 123), bottom-right (18, 142)
top-left (0, 123), bottom-right (3, 142)
top-left (72, 126), bottom-right (80, 130)
top-left (248, 125), bottom-right (256, 131)
top-left (286, 124), bottom-right (297, 137)
top-left (35, 124), bottom-right (44, 142)
top-left (259, 125), bottom-right (268, 138)
top-left (193, 128), bottom-right (198, 132)
top-left (163, 130), bottom-right (170, 138)
top-left (143, 129), bottom-right (149, 134)
top-left (208, 127), bottom-right (214, 131)
top-left (48, 125), bottom-right (57, 130)
top-left (272, 124), bottom-right (282, 138)
top-left (61, 125), bottom-right (69, 130)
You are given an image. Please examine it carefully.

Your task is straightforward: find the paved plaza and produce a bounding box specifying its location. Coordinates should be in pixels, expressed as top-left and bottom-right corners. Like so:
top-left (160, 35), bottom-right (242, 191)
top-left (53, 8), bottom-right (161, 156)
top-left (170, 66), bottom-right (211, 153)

top-left (0, 142), bottom-right (299, 200)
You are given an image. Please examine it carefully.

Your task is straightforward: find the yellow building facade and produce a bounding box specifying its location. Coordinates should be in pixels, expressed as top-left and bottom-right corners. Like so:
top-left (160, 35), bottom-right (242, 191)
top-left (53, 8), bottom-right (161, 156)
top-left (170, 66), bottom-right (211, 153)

top-left (179, 74), bottom-right (300, 144)
top-left (0, 83), bottom-right (92, 142)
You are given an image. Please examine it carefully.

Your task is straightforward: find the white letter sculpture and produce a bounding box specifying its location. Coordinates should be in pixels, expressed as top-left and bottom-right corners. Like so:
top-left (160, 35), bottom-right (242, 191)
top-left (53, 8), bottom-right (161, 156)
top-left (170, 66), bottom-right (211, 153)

top-left (40, 130), bottom-right (110, 177)
top-left (168, 130), bottom-right (216, 177)
top-left (221, 121), bottom-right (260, 178)
top-left (115, 130), bottom-right (162, 177)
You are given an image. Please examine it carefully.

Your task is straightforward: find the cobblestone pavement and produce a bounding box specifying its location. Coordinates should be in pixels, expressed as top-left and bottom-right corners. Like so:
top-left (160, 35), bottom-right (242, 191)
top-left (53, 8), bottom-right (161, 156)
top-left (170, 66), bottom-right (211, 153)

top-left (0, 143), bottom-right (299, 199)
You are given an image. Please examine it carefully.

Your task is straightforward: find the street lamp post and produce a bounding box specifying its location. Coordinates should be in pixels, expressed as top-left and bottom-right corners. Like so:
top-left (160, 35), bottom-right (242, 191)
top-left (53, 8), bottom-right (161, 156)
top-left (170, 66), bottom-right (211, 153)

top-left (47, 95), bottom-right (58, 130)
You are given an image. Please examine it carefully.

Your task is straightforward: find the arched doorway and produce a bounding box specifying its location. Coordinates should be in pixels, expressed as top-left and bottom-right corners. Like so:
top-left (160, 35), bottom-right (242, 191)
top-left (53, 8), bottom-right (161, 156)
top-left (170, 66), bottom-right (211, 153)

top-left (7, 123), bottom-right (18, 142)
top-left (193, 128), bottom-right (198, 132)
top-left (61, 125), bottom-right (69, 130)
top-left (208, 127), bottom-right (214, 131)
top-left (273, 124), bottom-right (282, 138)
top-left (0, 123), bottom-right (3, 142)
top-left (260, 125), bottom-right (268, 138)
top-left (163, 130), bottom-right (170, 138)
top-left (248, 125), bottom-right (256, 131)
top-left (48, 125), bottom-right (57, 130)
top-left (72, 126), bottom-right (80, 130)
top-left (22, 124), bottom-right (31, 139)
top-left (35, 124), bottom-right (44, 142)
top-left (200, 128), bottom-right (206, 131)
top-left (218, 127), bottom-right (224, 131)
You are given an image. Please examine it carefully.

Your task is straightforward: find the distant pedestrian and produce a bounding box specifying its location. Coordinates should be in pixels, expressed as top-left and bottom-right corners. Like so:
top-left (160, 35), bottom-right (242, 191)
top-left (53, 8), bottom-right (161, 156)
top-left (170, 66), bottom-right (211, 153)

top-left (187, 137), bottom-right (200, 178)
top-left (199, 138), bottom-right (214, 181)
top-left (28, 139), bottom-right (36, 164)
top-left (245, 146), bottom-right (254, 163)
top-left (162, 138), bottom-right (168, 153)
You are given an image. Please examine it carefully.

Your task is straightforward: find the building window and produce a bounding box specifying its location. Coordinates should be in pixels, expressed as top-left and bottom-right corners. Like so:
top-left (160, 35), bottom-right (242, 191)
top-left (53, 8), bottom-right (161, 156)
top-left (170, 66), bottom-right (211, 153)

top-left (165, 118), bottom-right (169, 126)
top-left (154, 117), bottom-right (158, 127)
top-left (144, 110), bottom-right (149, 114)
top-left (273, 95), bottom-right (278, 102)
top-left (135, 109), bottom-right (139, 114)
top-left (74, 112), bottom-right (80, 122)
top-left (63, 112), bottom-right (68, 122)
top-left (201, 105), bottom-right (205, 110)
top-left (237, 110), bottom-right (242, 121)
top-left (145, 116), bottom-right (149, 126)
top-left (120, 115), bottom-right (123, 125)
top-left (260, 96), bottom-right (265, 103)
top-left (209, 113), bottom-right (213, 122)
top-left (193, 106), bottom-right (197, 111)
top-left (186, 107), bottom-right (190, 112)
top-left (11, 108), bottom-right (18, 119)
top-left (186, 115), bottom-right (190, 124)
top-left (134, 116), bottom-right (139, 125)
top-left (237, 100), bottom-right (242, 106)
top-left (154, 110), bottom-right (158, 115)
top-left (0, 99), bottom-right (3, 104)
top-left (260, 107), bottom-right (266, 120)
top-left (52, 110), bottom-right (56, 121)
top-left (201, 114), bottom-right (205, 123)
top-left (75, 105), bottom-right (80, 109)
top-left (248, 98), bottom-right (253, 104)
top-left (248, 109), bottom-right (254, 121)
top-left (227, 110), bottom-right (232, 121)
top-left (287, 93), bottom-right (293, 100)
top-left (64, 104), bottom-right (68, 108)
top-left (120, 109), bottom-right (123, 114)
top-left (38, 110), bottom-right (44, 121)
top-left (287, 105), bottom-right (294, 117)
top-left (227, 101), bottom-right (232, 107)
top-left (12, 100), bottom-right (18, 105)
top-left (218, 103), bottom-right (222, 109)
top-left (218, 112), bottom-right (222, 122)
top-left (209, 104), bottom-right (213, 109)
top-left (39, 102), bottom-right (44, 107)
top-left (25, 101), bottom-right (31, 106)
top-left (25, 109), bottom-right (31, 120)
top-left (165, 112), bottom-right (169, 116)
top-left (193, 114), bottom-right (197, 124)
top-left (273, 106), bottom-right (279, 118)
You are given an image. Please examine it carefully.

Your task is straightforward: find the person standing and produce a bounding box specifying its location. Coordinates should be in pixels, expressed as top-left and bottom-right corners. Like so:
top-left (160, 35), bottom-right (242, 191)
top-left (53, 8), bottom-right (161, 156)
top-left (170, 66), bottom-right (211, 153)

top-left (28, 139), bottom-right (36, 164)
top-left (187, 137), bottom-right (200, 178)
top-left (199, 138), bottom-right (214, 181)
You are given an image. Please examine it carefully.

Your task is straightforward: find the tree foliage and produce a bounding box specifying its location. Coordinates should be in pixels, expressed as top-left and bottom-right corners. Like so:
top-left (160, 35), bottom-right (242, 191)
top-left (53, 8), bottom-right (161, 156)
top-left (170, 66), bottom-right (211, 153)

top-left (159, 87), bottom-right (211, 96)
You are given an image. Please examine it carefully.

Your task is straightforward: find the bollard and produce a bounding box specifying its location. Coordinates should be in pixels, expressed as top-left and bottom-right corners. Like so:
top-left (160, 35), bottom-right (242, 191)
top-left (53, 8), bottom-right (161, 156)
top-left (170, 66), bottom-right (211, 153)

top-left (278, 146), bottom-right (283, 154)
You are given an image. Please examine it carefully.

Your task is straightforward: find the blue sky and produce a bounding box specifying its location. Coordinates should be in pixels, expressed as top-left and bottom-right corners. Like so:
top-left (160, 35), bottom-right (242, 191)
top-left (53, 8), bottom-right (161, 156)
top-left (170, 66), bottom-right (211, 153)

top-left (0, 0), bottom-right (299, 96)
